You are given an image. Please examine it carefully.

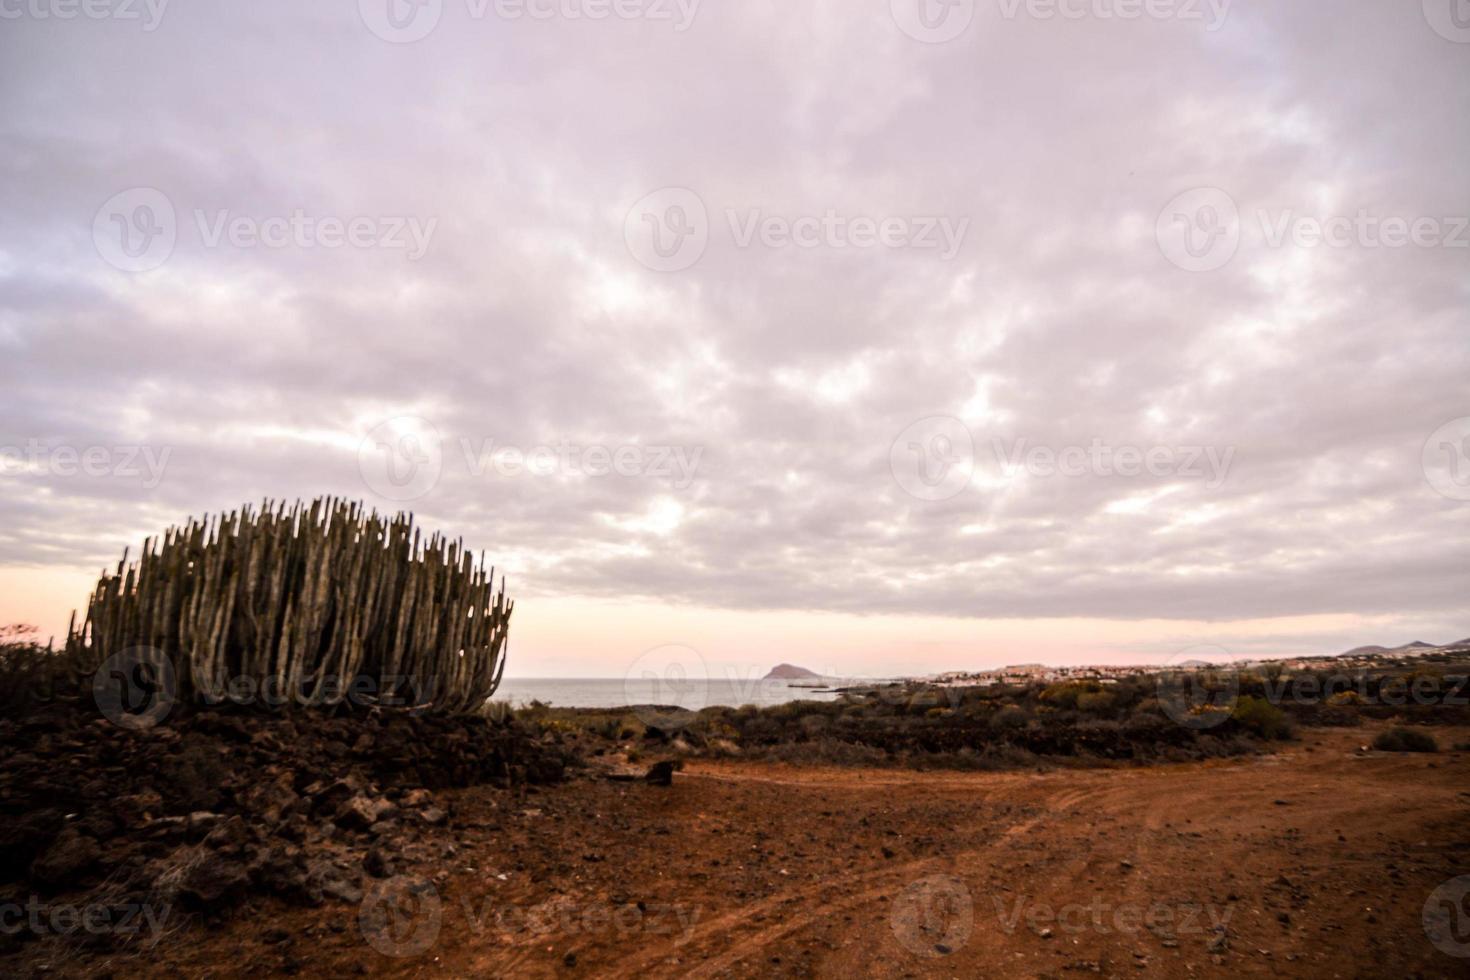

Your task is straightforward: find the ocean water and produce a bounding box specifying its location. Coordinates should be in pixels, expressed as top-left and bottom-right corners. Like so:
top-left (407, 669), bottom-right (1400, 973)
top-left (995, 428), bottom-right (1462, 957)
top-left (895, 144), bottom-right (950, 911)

top-left (493, 676), bottom-right (844, 711)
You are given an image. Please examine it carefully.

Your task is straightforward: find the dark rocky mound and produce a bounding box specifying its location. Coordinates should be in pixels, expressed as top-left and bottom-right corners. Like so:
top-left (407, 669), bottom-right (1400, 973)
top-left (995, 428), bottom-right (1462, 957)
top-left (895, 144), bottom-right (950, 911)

top-left (0, 702), bottom-right (569, 949)
top-left (763, 664), bottom-right (823, 680)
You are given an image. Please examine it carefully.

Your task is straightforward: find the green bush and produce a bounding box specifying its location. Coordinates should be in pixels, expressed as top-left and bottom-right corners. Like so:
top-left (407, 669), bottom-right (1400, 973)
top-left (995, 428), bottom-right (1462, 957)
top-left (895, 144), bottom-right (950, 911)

top-left (1040, 681), bottom-right (1104, 709)
top-left (0, 624), bottom-right (65, 714)
top-left (990, 704), bottom-right (1030, 730)
top-left (1231, 695), bottom-right (1292, 740)
top-left (1372, 728), bottom-right (1438, 753)
top-left (763, 701), bottom-right (810, 722)
top-left (904, 689), bottom-right (947, 714)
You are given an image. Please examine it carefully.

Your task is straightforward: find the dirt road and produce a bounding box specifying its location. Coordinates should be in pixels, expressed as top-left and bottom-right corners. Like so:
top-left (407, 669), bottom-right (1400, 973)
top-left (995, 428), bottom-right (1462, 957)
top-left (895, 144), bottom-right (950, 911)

top-left (73, 724), bottom-right (1470, 978)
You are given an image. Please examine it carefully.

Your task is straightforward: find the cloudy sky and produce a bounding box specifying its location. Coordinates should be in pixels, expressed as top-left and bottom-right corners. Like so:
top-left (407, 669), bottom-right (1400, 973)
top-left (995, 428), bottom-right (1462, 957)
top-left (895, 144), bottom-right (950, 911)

top-left (1, 0), bottom-right (1467, 679)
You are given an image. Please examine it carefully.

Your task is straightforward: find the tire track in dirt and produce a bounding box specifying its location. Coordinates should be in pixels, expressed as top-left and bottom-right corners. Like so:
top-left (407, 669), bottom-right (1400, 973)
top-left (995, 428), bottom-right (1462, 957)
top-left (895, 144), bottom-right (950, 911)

top-left (605, 784), bottom-right (1097, 979)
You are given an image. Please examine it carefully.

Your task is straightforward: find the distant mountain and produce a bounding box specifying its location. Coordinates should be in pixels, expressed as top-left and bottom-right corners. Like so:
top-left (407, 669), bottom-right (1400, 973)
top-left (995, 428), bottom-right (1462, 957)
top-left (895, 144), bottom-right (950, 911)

top-left (764, 663), bottom-right (824, 680)
top-left (1339, 638), bottom-right (1468, 659)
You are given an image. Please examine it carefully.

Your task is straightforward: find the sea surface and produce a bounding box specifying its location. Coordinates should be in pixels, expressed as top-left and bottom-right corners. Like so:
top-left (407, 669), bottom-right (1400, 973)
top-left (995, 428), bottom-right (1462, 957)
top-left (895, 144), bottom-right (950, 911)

top-left (493, 676), bottom-right (844, 710)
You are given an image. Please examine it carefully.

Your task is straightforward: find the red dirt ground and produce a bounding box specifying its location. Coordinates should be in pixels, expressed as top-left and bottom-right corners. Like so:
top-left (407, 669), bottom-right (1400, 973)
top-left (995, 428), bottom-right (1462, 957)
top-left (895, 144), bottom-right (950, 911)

top-left (22, 723), bottom-right (1470, 978)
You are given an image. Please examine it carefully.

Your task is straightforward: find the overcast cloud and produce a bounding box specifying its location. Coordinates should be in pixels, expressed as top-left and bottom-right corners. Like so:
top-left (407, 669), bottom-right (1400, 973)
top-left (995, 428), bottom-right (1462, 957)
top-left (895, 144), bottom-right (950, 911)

top-left (1, 0), bottom-right (1467, 651)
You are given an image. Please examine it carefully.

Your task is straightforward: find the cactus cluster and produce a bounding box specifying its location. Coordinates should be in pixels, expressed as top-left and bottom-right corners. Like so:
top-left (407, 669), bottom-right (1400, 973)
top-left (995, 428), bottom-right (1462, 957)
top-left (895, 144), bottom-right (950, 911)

top-left (65, 498), bottom-right (511, 714)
